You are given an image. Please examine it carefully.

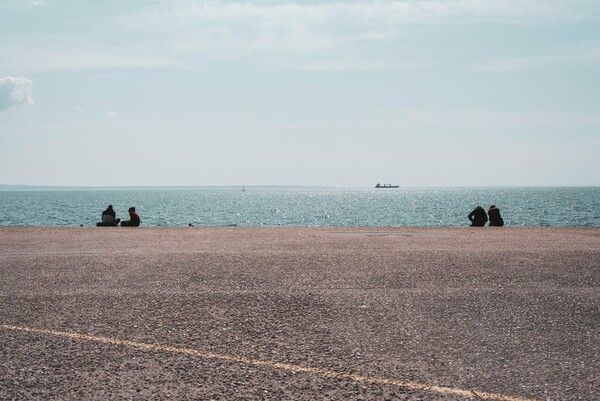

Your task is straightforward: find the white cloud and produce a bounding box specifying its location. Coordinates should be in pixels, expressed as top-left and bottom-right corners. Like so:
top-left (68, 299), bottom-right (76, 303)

top-left (295, 59), bottom-right (429, 71)
top-left (123, 0), bottom-right (596, 30)
top-left (109, 0), bottom-right (598, 71)
top-left (0, 76), bottom-right (33, 111)
top-left (473, 42), bottom-right (600, 71)
top-left (397, 109), bottom-right (600, 128)
top-left (121, 0), bottom-right (597, 54)
top-left (0, 34), bottom-right (172, 73)
top-left (473, 57), bottom-right (538, 71)
top-left (2, 1), bottom-right (598, 73)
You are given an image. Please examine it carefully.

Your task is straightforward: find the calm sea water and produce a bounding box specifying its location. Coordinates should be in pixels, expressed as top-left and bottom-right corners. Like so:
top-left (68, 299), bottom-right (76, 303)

top-left (0, 187), bottom-right (599, 227)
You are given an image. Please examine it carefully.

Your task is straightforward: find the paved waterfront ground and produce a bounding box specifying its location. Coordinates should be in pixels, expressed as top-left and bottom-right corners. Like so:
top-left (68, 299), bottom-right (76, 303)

top-left (1, 227), bottom-right (599, 400)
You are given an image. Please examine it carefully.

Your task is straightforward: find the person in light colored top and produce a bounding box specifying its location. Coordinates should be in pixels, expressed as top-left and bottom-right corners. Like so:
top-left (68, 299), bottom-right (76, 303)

top-left (97, 205), bottom-right (120, 226)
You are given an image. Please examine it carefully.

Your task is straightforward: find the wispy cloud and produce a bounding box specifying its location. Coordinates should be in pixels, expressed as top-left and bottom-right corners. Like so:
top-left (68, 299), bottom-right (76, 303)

top-left (0, 34), bottom-right (172, 73)
top-left (2, 1), bottom-right (598, 73)
top-left (114, 0), bottom-right (600, 71)
top-left (124, 0), bottom-right (596, 29)
top-left (390, 109), bottom-right (600, 128)
top-left (473, 42), bottom-right (600, 71)
top-left (0, 76), bottom-right (33, 111)
top-left (295, 59), bottom-right (430, 71)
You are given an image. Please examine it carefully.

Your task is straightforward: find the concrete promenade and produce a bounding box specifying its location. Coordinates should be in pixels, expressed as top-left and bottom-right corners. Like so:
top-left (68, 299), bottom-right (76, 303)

top-left (1, 227), bottom-right (599, 400)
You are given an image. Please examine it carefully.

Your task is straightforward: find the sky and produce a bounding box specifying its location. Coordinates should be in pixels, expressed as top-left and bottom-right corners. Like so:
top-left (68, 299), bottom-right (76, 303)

top-left (1, 0), bottom-right (599, 187)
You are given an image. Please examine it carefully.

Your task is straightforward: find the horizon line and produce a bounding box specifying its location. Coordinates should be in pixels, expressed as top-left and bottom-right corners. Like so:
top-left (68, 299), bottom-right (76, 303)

top-left (1, 184), bottom-right (599, 190)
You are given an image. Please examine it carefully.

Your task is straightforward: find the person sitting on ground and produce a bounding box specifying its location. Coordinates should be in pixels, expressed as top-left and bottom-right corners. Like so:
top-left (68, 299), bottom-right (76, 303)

top-left (97, 205), bottom-right (120, 226)
top-left (468, 206), bottom-right (488, 227)
top-left (121, 207), bottom-right (141, 227)
top-left (488, 205), bottom-right (504, 227)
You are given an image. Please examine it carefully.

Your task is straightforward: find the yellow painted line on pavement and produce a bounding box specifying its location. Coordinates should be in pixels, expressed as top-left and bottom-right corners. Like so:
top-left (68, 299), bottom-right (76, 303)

top-left (1, 324), bottom-right (537, 401)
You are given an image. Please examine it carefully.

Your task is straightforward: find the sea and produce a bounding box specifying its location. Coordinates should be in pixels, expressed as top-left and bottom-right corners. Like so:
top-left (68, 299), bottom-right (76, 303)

top-left (0, 187), bottom-right (599, 227)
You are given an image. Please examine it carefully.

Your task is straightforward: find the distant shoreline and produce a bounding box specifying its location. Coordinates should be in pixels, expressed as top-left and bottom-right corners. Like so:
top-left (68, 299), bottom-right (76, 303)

top-left (0, 185), bottom-right (331, 191)
top-left (1, 184), bottom-right (599, 191)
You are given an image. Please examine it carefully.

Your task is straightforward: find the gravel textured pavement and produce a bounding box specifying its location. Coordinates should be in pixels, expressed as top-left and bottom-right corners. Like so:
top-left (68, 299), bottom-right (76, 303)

top-left (0, 227), bottom-right (599, 400)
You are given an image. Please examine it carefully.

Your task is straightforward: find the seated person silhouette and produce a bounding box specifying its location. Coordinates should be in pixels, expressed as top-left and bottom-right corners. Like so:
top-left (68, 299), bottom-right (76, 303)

top-left (121, 207), bottom-right (141, 227)
top-left (96, 205), bottom-right (120, 226)
top-left (488, 205), bottom-right (504, 227)
top-left (468, 206), bottom-right (488, 227)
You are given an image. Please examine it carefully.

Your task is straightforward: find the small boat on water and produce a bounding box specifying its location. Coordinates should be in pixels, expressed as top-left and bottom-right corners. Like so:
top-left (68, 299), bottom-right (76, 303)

top-left (375, 183), bottom-right (399, 188)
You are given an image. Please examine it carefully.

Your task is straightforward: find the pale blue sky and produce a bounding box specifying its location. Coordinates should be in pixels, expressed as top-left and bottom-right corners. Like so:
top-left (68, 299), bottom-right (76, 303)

top-left (1, 0), bottom-right (599, 187)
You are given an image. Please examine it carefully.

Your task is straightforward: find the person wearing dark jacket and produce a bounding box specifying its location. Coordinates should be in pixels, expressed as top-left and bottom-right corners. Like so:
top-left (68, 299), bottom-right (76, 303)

top-left (488, 205), bottom-right (504, 227)
top-left (468, 206), bottom-right (488, 227)
top-left (121, 207), bottom-right (141, 227)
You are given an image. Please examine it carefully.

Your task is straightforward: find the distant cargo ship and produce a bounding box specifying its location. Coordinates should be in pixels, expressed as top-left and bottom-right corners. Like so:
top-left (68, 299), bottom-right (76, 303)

top-left (375, 183), bottom-right (399, 188)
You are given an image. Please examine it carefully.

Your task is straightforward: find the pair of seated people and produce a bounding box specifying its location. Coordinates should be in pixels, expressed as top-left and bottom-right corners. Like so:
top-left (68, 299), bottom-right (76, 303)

top-left (468, 205), bottom-right (504, 227)
top-left (96, 205), bottom-right (140, 227)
